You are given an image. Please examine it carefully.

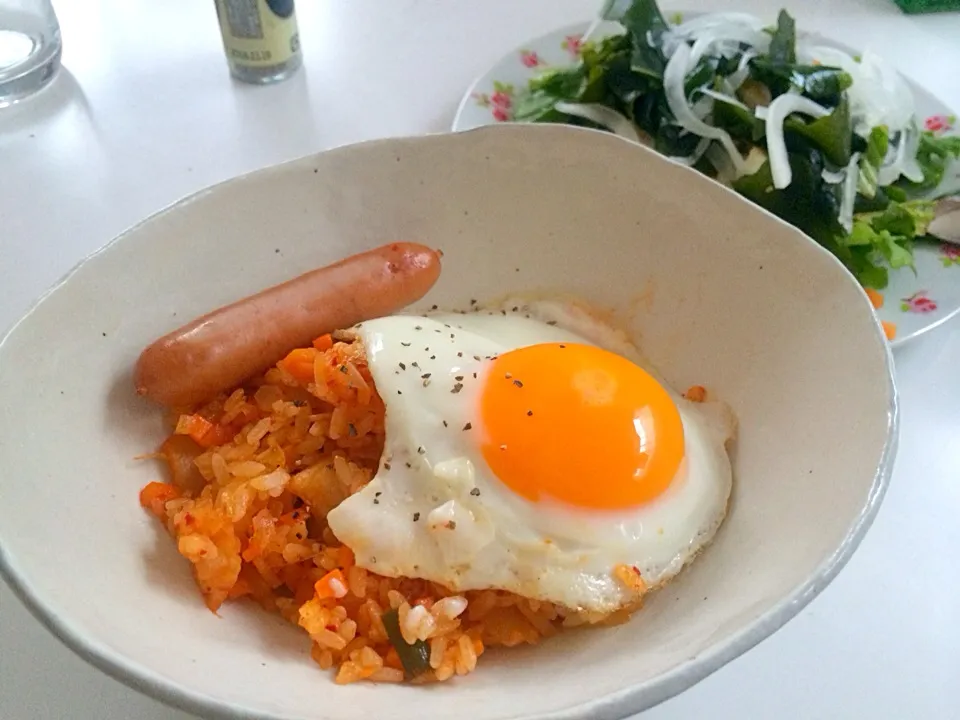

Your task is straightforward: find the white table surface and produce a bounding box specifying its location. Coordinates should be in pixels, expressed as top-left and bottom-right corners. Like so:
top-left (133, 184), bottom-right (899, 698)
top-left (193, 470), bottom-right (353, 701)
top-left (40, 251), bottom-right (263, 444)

top-left (1, 1), bottom-right (958, 718)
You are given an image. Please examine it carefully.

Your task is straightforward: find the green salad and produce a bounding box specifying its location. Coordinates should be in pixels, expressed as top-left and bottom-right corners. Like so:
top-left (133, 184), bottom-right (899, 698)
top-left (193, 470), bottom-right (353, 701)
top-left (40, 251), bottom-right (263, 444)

top-left (514, 0), bottom-right (960, 289)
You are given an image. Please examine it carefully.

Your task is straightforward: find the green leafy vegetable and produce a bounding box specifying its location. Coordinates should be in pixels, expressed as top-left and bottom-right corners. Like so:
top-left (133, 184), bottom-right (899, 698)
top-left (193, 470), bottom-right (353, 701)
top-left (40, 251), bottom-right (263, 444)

top-left (528, 66), bottom-right (585, 99)
top-left (837, 200), bottom-right (936, 288)
top-left (898, 131), bottom-right (960, 192)
top-left (620, 0), bottom-right (669, 79)
top-left (513, 65), bottom-right (586, 122)
top-left (712, 97), bottom-right (765, 142)
top-left (750, 59), bottom-right (852, 102)
top-left (685, 59), bottom-right (715, 97)
top-left (858, 126), bottom-right (889, 199)
top-left (874, 203), bottom-right (920, 237)
top-left (509, 0), bottom-right (955, 294)
top-left (858, 199), bottom-right (936, 236)
top-left (607, 56), bottom-right (653, 104)
top-left (768, 10), bottom-right (797, 66)
top-left (852, 184), bottom-right (910, 214)
top-left (729, 146), bottom-right (919, 288)
top-left (733, 147), bottom-right (843, 248)
top-left (785, 95), bottom-right (852, 166)
top-left (512, 93), bottom-right (566, 123)
top-left (654, 124), bottom-right (702, 157)
top-left (843, 245), bottom-right (890, 290)
top-left (714, 53), bottom-right (742, 78)
top-left (800, 67), bottom-right (854, 100)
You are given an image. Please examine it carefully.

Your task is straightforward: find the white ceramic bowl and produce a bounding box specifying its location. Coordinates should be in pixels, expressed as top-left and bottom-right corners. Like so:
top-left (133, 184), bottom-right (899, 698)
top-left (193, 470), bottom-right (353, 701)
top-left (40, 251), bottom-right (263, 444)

top-left (0, 125), bottom-right (896, 720)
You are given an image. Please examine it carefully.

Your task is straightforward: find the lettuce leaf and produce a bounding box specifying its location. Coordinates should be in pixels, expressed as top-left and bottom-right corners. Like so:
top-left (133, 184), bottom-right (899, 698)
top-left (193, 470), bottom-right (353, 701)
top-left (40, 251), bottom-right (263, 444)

top-left (898, 132), bottom-right (960, 193)
top-left (857, 126), bottom-right (889, 199)
top-left (837, 200), bottom-right (935, 288)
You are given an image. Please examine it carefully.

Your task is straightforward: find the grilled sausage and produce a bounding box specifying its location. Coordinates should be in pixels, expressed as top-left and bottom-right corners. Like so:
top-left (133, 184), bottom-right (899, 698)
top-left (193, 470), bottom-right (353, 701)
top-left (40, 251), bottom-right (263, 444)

top-left (135, 242), bottom-right (441, 408)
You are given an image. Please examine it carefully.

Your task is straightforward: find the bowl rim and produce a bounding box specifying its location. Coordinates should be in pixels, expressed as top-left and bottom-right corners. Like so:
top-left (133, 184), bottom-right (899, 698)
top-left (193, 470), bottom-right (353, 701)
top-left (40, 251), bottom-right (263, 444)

top-left (0, 125), bottom-right (900, 720)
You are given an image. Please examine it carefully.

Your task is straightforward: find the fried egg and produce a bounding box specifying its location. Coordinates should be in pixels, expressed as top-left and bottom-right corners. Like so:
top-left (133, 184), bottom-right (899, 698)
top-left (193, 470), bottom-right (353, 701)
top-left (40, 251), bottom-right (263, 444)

top-left (326, 300), bottom-right (735, 613)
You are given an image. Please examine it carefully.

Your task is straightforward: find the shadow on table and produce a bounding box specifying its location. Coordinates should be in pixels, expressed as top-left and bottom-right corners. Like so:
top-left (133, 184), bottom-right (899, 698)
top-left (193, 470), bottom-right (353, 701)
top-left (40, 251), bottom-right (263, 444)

top-left (0, 66), bottom-right (98, 138)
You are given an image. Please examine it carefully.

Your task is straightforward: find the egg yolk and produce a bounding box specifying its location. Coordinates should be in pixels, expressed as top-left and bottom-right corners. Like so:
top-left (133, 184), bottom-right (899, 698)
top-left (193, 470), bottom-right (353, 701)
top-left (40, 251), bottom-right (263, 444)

top-left (479, 343), bottom-right (684, 510)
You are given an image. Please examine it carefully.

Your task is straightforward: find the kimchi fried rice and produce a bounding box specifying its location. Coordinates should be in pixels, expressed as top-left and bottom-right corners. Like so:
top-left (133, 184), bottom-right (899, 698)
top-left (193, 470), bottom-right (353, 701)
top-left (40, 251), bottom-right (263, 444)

top-left (140, 334), bottom-right (641, 684)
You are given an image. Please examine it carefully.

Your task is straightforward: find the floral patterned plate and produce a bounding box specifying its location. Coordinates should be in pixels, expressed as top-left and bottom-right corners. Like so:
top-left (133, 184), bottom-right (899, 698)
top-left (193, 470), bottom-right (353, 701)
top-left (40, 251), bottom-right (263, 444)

top-left (452, 20), bottom-right (960, 347)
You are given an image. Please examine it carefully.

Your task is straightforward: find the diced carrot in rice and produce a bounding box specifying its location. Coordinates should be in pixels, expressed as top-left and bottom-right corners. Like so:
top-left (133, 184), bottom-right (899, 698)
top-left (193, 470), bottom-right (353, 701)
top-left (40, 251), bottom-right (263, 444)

top-left (315, 569), bottom-right (348, 599)
top-left (139, 481), bottom-right (179, 517)
top-left (174, 413), bottom-right (235, 448)
top-left (312, 334), bottom-right (334, 351)
top-left (175, 413), bottom-right (213, 441)
top-left (278, 348), bottom-right (317, 385)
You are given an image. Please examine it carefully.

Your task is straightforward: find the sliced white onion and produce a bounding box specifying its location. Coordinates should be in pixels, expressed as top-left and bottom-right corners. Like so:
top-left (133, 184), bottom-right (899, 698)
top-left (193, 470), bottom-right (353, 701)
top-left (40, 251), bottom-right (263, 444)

top-left (822, 167), bottom-right (846, 184)
top-left (858, 49), bottom-right (915, 132)
top-left (672, 12), bottom-right (768, 39)
top-left (900, 126), bottom-right (924, 183)
top-left (555, 102), bottom-right (648, 145)
top-left (659, 29), bottom-right (683, 60)
top-left (764, 94), bottom-right (831, 189)
top-left (664, 42), bottom-right (747, 177)
top-left (878, 131), bottom-right (907, 187)
top-left (669, 136), bottom-right (712, 166)
top-left (876, 125), bottom-right (923, 186)
top-left (582, 0), bottom-right (630, 43)
top-left (725, 49), bottom-right (758, 92)
top-left (839, 152), bottom-right (861, 233)
top-left (798, 44), bottom-right (915, 137)
top-left (699, 87), bottom-right (750, 112)
top-left (754, 105), bottom-right (769, 120)
top-left (688, 26), bottom-right (770, 68)
top-left (580, 17), bottom-right (603, 45)
top-left (691, 94), bottom-right (714, 120)
top-left (599, 0), bottom-right (633, 21)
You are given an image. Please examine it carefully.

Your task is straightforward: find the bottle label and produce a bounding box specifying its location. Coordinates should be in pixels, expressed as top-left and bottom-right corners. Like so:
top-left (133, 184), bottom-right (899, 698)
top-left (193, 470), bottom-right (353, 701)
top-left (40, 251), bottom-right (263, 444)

top-left (216, 0), bottom-right (300, 68)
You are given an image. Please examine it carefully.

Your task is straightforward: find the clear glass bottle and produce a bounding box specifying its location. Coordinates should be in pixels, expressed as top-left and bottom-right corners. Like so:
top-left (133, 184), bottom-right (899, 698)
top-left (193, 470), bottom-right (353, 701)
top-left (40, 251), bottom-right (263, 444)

top-left (214, 0), bottom-right (301, 85)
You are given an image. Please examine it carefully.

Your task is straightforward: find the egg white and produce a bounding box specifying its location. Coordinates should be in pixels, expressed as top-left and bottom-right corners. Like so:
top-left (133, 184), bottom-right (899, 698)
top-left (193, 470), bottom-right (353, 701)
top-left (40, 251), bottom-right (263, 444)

top-left (325, 302), bottom-right (735, 613)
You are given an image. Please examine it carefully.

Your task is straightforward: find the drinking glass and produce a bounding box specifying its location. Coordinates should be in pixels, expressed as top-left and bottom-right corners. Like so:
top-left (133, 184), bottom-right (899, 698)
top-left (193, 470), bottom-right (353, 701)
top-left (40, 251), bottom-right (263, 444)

top-left (0, 0), bottom-right (61, 107)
